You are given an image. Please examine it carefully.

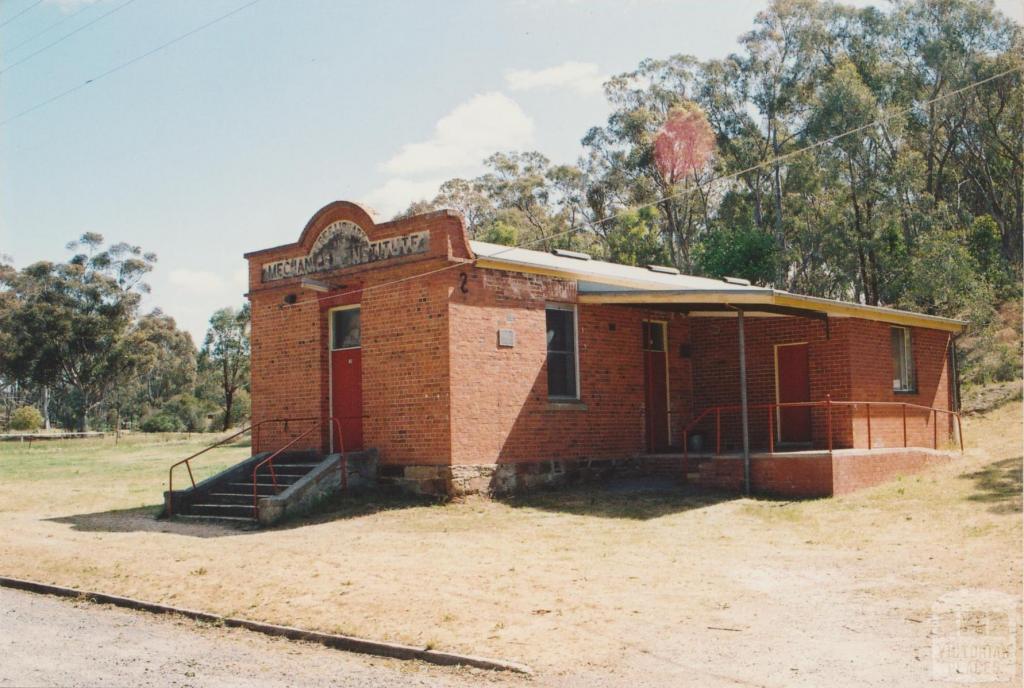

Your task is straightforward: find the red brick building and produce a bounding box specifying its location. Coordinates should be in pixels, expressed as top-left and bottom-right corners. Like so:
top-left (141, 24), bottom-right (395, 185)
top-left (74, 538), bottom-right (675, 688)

top-left (244, 201), bottom-right (965, 497)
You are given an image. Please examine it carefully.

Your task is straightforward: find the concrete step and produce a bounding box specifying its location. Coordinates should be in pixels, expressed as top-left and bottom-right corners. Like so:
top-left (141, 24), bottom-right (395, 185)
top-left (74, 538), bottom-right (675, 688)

top-left (176, 514), bottom-right (256, 523)
top-left (226, 481), bottom-right (287, 495)
top-left (189, 503), bottom-right (256, 518)
top-left (206, 492), bottom-right (256, 505)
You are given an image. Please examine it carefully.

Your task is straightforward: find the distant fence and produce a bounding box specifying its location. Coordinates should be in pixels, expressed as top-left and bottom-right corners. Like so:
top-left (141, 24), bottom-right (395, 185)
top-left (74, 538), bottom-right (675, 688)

top-left (0, 431), bottom-right (108, 443)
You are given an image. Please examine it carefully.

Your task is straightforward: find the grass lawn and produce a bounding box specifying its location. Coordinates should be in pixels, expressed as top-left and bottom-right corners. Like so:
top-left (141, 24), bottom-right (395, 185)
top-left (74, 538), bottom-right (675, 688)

top-left (0, 402), bottom-right (1020, 687)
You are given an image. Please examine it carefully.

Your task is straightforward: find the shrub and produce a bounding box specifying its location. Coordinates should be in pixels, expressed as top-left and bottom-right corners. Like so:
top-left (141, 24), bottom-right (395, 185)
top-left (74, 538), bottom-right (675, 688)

top-left (10, 406), bottom-right (44, 431)
top-left (140, 413), bottom-right (185, 433)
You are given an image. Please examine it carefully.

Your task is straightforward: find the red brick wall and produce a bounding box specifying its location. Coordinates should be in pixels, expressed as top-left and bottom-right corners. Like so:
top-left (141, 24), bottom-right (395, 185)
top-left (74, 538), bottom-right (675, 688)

top-left (448, 267), bottom-right (693, 465)
top-left (698, 449), bottom-right (954, 497)
top-left (699, 455), bottom-right (834, 497)
top-left (688, 317), bottom-right (854, 451)
top-left (832, 450), bottom-right (953, 494)
top-left (846, 320), bottom-right (954, 450)
top-left (687, 317), bottom-right (954, 452)
top-left (247, 202), bottom-right (470, 463)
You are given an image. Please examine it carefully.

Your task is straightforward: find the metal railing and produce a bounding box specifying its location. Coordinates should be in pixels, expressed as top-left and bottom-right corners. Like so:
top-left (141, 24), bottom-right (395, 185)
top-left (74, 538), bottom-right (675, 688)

top-left (167, 416), bottom-right (345, 517)
top-left (249, 417), bottom-right (345, 518)
top-left (681, 395), bottom-right (963, 476)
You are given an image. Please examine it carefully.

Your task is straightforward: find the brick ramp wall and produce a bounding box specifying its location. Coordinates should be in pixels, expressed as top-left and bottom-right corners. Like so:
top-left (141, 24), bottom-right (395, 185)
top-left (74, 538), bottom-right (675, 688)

top-left (697, 449), bottom-right (955, 498)
top-left (831, 449), bottom-right (954, 495)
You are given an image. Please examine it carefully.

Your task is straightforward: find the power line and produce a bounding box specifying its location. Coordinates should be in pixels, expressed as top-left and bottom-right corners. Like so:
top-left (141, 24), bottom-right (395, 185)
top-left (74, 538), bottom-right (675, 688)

top-left (281, 63), bottom-right (1023, 310)
top-left (0, 0), bottom-right (42, 30)
top-left (0, 0), bottom-right (140, 76)
top-left (0, 0), bottom-right (263, 127)
top-left (5, 1), bottom-right (95, 53)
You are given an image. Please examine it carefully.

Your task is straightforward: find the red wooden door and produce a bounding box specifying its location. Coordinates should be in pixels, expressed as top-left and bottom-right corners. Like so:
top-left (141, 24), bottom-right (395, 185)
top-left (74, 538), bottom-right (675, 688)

top-left (776, 343), bottom-right (811, 443)
top-left (330, 307), bottom-right (363, 452)
top-left (643, 322), bottom-right (669, 452)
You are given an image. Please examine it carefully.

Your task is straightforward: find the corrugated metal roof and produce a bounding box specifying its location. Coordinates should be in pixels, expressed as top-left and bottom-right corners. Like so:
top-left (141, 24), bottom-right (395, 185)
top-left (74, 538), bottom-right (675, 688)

top-left (470, 241), bottom-right (763, 293)
top-left (468, 240), bottom-right (966, 332)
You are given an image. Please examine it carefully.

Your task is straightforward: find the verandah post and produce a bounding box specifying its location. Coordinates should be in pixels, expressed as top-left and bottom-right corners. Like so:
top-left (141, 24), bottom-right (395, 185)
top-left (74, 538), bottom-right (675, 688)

top-left (737, 309), bottom-right (751, 495)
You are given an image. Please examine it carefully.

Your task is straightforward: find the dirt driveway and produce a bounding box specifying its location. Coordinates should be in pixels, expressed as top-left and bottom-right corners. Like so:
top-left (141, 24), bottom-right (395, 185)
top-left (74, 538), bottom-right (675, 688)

top-left (0, 587), bottom-right (511, 688)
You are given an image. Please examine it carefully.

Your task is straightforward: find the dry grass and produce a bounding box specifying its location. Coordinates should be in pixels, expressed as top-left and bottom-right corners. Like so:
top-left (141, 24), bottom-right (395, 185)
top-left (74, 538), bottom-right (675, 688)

top-left (0, 404), bottom-right (1020, 687)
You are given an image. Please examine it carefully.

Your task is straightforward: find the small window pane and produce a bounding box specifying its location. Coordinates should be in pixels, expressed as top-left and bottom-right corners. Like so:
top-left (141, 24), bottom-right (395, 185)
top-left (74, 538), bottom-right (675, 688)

top-left (546, 307), bottom-right (577, 398)
top-left (643, 322), bottom-right (665, 351)
top-left (332, 309), bottom-right (361, 349)
top-left (891, 327), bottom-right (914, 391)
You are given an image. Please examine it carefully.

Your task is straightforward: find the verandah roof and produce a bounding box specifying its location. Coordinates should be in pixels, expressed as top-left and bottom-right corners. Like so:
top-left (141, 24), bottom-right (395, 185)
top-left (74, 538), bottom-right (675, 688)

top-left (469, 241), bottom-right (965, 333)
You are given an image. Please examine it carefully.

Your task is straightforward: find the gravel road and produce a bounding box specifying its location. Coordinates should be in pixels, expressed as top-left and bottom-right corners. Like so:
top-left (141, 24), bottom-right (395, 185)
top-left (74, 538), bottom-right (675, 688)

top-left (0, 588), bottom-right (517, 688)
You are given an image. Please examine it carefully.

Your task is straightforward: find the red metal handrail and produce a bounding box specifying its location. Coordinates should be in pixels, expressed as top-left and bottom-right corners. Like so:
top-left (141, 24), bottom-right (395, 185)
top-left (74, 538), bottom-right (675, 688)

top-left (167, 416), bottom-right (323, 517)
top-left (249, 416), bottom-right (346, 519)
top-left (680, 397), bottom-right (963, 479)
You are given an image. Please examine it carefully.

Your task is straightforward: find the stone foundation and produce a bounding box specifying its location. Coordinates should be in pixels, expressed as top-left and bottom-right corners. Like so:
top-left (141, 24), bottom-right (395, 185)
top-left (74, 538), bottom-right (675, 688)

top-left (379, 457), bottom-right (649, 496)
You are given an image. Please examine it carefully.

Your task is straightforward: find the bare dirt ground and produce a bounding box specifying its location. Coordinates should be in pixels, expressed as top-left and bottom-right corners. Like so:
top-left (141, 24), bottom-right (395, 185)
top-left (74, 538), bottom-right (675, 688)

top-left (0, 402), bottom-right (1020, 687)
top-left (0, 587), bottom-right (503, 688)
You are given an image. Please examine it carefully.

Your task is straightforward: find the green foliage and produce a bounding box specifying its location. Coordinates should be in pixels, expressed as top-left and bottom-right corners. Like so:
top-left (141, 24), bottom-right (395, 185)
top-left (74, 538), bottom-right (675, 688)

top-left (476, 220), bottom-right (518, 246)
top-left (158, 394), bottom-right (215, 433)
top-left (139, 412), bottom-right (185, 433)
top-left (605, 207), bottom-right (669, 267)
top-left (200, 305), bottom-right (251, 431)
top-left (696, 226), bottom-right (779, 285)
top-left (0, 234), bottom-right (156, 430)
top-left (9, 406), bottom-right (43, 431)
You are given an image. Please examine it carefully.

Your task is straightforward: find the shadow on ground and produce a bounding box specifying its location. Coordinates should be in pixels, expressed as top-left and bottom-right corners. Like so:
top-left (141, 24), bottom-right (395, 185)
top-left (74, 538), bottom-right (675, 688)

top-left (46, 489), bottom-right (441, 537)
top-left (497, 477), bottom-right (741, 520)
top-left (961, 455), bottom-right (1023, 514)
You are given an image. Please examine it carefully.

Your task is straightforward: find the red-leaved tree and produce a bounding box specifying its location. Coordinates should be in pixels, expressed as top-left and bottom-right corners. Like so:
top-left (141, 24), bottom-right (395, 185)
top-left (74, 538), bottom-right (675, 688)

top-left (653, 103), bottom-right (716, 185)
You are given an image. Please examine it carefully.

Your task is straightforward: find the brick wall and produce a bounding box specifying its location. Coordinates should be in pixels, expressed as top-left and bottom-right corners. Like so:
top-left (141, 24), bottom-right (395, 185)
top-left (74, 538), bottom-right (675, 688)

top-left (846, 320), bottom-right (954, 450)
top-left (687, 316), bottom-right (955, 453)
top-left (689, 316), bottom-right (853, 451)
top-left (247, 201), bottom-right (470, 463)
top-left (697, 449), bottom-right (954, 497)
top-left (448, 267), bottom-right (693, 465)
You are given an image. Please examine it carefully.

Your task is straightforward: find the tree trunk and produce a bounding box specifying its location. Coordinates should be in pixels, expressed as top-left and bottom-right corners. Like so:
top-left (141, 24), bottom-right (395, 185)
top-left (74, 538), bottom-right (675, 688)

top-left (42, 386), bottom-right (50, 430)
top-left (223, 389), bottom-right (234, 431)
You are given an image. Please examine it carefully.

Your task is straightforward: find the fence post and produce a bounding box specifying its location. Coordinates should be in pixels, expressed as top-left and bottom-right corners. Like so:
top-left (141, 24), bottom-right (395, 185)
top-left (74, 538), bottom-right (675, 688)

top-left (866, 403), bottom-right (872, 450)
top-left (768, 406), bottom-right (774, 454)
top-left (715, 408), bottom-right (721, 456)
top-left (826, 394), bottom-right (833, 456)
top-left (902, 404), bottom-right (907, 448)
top-left (956, 413), bottom-right (964, 453)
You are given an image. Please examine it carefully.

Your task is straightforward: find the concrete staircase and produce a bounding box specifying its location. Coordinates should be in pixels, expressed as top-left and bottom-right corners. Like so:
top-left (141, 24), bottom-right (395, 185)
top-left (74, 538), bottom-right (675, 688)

top-left (164, 448), bottom-right (378, 526)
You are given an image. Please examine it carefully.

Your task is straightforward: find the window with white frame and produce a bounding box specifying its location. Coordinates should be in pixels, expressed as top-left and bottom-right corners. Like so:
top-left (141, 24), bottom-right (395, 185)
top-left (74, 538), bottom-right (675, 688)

top-left (891, 326), bottom-right (915, 392)
top-left (545, 304), bottom-right (578, 399)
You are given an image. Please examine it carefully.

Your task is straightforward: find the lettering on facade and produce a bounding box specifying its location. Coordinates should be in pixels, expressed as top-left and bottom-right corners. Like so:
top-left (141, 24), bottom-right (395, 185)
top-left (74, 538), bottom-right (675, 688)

top-left (261, 220), bottom-right (430, 282)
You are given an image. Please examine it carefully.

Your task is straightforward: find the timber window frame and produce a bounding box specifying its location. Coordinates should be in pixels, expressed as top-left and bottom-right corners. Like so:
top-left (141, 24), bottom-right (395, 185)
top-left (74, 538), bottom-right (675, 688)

top-left (891, 326), bottom-right (916, 393)
top-left (545, 304), bottom-right (580, 400)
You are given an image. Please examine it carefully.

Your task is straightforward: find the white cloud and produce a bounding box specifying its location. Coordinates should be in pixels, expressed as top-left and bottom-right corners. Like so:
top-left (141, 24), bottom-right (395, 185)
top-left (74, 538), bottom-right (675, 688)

top-left (365, 91), bottom-right (535, 217)
top-left (381, 92), bottom-right (534, 176)
top-left (505, 61), bottom-right (605, 96)
top-left (361, 177), bottom-right (448, 219)
top-left (168, 268), bottom-right (227, 294)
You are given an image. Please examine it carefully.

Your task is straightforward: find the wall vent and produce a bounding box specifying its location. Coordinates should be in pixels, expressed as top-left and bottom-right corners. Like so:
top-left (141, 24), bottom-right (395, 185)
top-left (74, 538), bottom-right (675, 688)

top-left (723, 276), bottom-right (752, 286)
top-left (647, 264), bottom-right (680, 275)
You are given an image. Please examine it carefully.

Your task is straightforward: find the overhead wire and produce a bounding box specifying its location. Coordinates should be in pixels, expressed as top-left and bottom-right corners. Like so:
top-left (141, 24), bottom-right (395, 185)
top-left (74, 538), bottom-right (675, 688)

top-left (0, 0), bottom-right (42, 30)
top-left (5, 1), bottom-right (94, 53)
top-left (0, 0), bottom-right (262, 126)
top-left (0, 0), bottom-right (140, 76)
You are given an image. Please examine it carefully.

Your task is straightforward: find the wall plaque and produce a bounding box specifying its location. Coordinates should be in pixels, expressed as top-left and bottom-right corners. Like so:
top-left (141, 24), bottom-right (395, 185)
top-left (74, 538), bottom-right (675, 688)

top-left (261, 220), bottom-right (429, 282)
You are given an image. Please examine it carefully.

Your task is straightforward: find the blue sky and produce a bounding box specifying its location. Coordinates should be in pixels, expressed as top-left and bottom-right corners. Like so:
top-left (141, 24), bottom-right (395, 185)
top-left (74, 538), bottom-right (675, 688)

top-left (2, 0), bottom-right (1021, 342)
